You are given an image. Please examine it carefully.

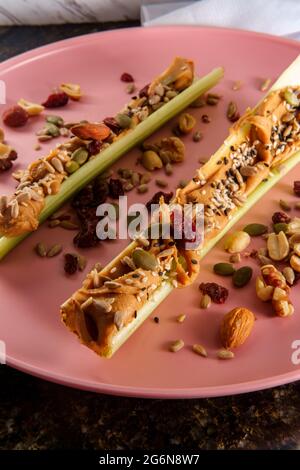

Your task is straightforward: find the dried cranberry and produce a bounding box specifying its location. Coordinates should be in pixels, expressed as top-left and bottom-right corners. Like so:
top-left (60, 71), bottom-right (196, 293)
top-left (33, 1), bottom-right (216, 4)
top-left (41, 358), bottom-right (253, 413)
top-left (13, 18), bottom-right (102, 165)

top-left (146, 191), bottom-right (173, 211)
top-left (120, 72), bottom-right (134, 83)
top-left (272, 211), bottom-right (291, 224)
top-left (87, 140), bottom-right (102, 156)
top-left (64, 253), bottom-right (78, 275)
top-left (108, 178), bottom-right (124, 199)
top-left (103, 117), bottom-right (121, 134)
top-left (42, 91), bottom-right (69, 108)
top-left (2, 105), bottom-right (29, 127)
top-left (294, 181), bottom-right (300, 197)
top-left (74, 220), bottom-right (100, 248)
top-left (139, 83), bottom-right (150, 98)
top-left (199, 282), bottom-right (229, 304)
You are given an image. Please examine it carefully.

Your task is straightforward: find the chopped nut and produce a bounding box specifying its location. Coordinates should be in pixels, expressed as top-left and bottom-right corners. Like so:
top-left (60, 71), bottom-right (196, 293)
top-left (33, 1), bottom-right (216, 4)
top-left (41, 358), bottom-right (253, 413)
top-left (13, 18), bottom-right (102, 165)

top-left (267, 231), bottom-right (289, 261)
top-left (178, 113), bottom-right (196, 134)
top-left (224, 231), bottom-right (251, 253)
top-left (141, 150), bottom-right (163, 171)
top-left (229, 253), bottom-right (241, 263)
top-left (176, 314), bottom-right (186, 323)
top-left (169, 339), bottom-right (184, 352)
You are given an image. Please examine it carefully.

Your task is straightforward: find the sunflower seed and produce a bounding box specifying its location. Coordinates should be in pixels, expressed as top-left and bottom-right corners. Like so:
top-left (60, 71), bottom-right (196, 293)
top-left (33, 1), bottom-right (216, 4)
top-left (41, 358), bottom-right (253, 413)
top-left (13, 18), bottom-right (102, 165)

top-left (192, 344), bottom-right (208, 357)
top-left (51, 157), bottom-right (64, 173)
top-left (176, 314), bottom-right (186, 323)
top-left (104, 281), bottom-right (123, 289)
top-left (217, 349), bottom-right (234, 359)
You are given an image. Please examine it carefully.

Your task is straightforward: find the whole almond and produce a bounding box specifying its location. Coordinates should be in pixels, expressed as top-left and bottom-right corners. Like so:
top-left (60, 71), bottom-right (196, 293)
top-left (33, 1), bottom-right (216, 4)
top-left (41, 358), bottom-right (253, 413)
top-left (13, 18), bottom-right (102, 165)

top-left (220, 307), bottom-right (255, 349)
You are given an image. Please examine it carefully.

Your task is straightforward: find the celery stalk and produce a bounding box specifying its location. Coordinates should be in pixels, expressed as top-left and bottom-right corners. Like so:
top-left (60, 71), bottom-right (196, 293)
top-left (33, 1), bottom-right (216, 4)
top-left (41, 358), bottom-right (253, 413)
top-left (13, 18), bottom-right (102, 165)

top-left (106, 149), bottom-right (300, 357)
top-left (0, 67), bottom-right (224, 260)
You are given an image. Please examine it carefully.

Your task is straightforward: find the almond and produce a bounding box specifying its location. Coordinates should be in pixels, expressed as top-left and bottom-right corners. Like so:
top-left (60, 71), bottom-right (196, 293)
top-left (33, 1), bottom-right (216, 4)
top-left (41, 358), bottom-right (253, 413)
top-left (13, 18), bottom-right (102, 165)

top-left (220, 307), bottom-right (255, 349)
top-left (70, 122), bottom-right (110, 141)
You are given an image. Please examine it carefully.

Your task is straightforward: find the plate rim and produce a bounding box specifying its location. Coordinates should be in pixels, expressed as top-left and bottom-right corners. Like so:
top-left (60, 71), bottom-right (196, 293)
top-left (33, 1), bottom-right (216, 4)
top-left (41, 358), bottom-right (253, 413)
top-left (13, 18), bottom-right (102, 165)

top-left (1, 25), bottom-right (300, 398)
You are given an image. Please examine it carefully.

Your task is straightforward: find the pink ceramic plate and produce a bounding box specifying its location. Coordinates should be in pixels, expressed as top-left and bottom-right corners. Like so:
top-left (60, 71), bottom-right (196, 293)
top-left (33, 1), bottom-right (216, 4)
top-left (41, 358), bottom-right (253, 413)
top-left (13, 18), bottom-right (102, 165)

top-left (0, 26), bottom-right (300, 398)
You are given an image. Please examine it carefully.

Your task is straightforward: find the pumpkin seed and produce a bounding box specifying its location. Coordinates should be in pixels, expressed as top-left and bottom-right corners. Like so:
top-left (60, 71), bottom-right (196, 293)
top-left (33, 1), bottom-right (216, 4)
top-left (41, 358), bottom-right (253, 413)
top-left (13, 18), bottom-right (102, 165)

top-left (65, 160), bottom-right (80, 174)
top-left (44, 123), bottom-right (60, 137)
top-left (137, 184), bottom-right (148, 194)
top-left (273, 222), bottom-right (288, 234)
top-left (131, 172), bottom-right (140, 186)
top-left (71, 147), bottom-right (89, 166)
top-left (116, 113), bottom-right (132, 129)
top-left (46, 115), bottom-right (64, 127)
top-left (48, 219), bottom-right (60, 228)
top-left (132, 248), bottom-right (158, 271)
top-left (60, 220), bottom-right (79, 230)
top-left (213, 262), bottom-right (235, 276)
top-left (232, 266), bottom-right (253, 288)
top-left (284, 89), bottom-right (299, 107)
top-left (47, 244), bottom-right (62, 257)
top-left (141, 150), bottom-right (163, 171)
top-left (35, 242), bottom-right (47, 257)
top-left (243, 223), bottom-right (268, 237)
top-left (38, 134), bottom-right (53, 142)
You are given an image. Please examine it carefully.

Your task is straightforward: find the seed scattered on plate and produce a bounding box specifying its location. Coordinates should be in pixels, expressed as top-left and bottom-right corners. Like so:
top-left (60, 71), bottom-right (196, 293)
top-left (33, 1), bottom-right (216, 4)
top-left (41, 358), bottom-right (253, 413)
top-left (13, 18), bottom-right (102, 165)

top-left (47, 244), bottom-right (62, 258)
top-left (176, 314), bottom-right (186, 323)
top-left (260, 78), bottom-right (271, 92)
top-left (169, 339), bottom-right (184, 352)
top-left (35, 242), bottom-right (47, 257)
top-left (192, 344), bottom-right (207, 357)
top-left (217, 349), bottom-right (235, 360)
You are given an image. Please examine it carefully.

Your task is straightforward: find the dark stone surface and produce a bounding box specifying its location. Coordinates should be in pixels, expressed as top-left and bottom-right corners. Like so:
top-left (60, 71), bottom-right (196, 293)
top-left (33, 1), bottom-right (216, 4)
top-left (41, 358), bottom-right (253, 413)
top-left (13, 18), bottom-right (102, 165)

top-left (0, 23), bottom-right (299, 451)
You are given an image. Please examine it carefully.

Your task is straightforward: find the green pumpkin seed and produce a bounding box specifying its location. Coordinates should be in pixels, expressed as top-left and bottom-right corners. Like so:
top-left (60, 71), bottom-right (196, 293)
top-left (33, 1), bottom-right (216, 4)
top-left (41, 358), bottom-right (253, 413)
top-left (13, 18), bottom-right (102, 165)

top-left (273, 222), bottom-right (288, 234)
top-left (47, 244), bottom-right (62, 258)
top-left (137, 184), bottom-right (148, 194)
top-left (60, 220), bottom-right (79, 230)
top-left (116, 113), bottom-right (132, 129)
top-left (232, 266), bottom-right (253, 288)
top-left (213, 263), bottom-right (235, 276)
top-left (132, 248), bottom-right (158, 271)
top-left (243, 223), bottom-right (268, 237)
top-left (65, 160), bottom-right (80, 174)
top-left (46, 115), bottom-right (64, 127)
top-left (44, 123), bottom-right (60, 137)
top-left (284, 89), bottom-right (299, 107)
top-left (71, 147), bottom-right (89, 166)
top-left (35, 242), bottom-right (47, 257)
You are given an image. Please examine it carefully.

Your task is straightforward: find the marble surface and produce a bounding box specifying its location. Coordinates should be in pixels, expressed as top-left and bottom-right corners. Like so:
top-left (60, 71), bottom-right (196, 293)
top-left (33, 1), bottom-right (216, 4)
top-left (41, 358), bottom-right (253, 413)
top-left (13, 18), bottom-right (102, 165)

top-left (0, 22), bottom-right (299, 450)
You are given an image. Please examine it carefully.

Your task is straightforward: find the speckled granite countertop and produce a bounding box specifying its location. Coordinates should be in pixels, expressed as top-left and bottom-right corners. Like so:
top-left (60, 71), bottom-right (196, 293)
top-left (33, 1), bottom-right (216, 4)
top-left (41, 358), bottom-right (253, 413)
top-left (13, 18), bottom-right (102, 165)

top-left (0, 23), bottom-right (299, 451)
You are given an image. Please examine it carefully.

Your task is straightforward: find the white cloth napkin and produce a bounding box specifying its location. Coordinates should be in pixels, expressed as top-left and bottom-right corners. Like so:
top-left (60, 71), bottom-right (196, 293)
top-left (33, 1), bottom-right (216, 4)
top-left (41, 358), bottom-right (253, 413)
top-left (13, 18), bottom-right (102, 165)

top-left (0, 0), bottom-right (143, 25)
top-left (142, 0), bottom-right (300, 40)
